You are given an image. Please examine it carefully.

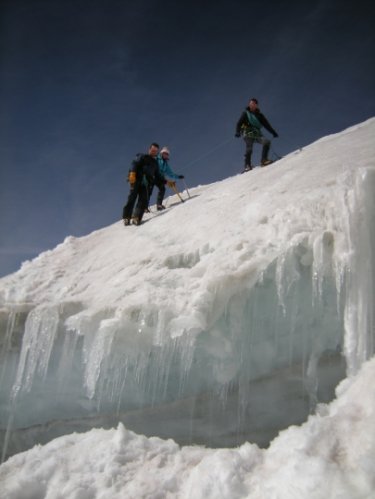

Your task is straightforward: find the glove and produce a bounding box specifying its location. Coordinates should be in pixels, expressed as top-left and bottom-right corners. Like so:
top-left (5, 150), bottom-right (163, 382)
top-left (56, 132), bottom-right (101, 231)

top-left (167, 180), bottom-right (176, 188)
top-left (273, 132), bottom-right (279, 138)
top-left (235, 133), bottom-right (240, 138)
top-left (128, 171), bottom-right (136, 184)
top-left (178, 175), bottom-right (184, 179)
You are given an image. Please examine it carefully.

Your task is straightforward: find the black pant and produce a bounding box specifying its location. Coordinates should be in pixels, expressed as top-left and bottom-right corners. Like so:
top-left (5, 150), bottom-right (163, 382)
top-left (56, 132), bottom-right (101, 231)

top-left (148, 176), bottom-right (166, 206)
top-left (122, 180), bottom-right (149, 221)
top-left (243, 135), bottom-right (270, 166)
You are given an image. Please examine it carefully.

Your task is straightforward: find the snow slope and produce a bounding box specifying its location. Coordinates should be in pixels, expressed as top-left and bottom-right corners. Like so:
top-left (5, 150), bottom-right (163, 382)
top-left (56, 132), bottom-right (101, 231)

top-left (0, 118), bottom-right (375, 497)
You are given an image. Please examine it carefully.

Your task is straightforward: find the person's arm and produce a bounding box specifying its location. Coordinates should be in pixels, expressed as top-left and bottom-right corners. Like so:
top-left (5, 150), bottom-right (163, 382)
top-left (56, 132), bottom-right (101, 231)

top-left (164, 162), bottom-right (182, 180)
top-left (258, 113), bottom-right (278, 137)
top-left (235, 111), bottom-right (247, 136)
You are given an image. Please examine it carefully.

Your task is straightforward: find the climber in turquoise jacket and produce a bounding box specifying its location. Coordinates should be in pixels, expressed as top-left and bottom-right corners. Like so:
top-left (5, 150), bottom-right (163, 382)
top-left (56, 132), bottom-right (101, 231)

top-left (149, 146), bottom-right (184, 211)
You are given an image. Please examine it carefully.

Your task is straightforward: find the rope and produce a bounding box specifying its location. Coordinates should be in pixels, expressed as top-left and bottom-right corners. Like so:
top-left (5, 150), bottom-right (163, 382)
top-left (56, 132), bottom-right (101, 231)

top-left (183, 137), bottom-right (234, 168)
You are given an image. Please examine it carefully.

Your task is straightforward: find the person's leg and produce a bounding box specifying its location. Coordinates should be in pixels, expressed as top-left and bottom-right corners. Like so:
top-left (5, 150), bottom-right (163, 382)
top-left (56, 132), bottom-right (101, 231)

top-left (133, 184), bottom-right (149, 224)
top-left (257, 136), bottom-right (271, 164)
top-left (243, 136), bottom-right (254, 168)
top-left (147, 183), bottom-right (154, 206)
top-left (122, 183), bottom-right (140, 220)
top-left (156, 181), bottom-right (166, 207)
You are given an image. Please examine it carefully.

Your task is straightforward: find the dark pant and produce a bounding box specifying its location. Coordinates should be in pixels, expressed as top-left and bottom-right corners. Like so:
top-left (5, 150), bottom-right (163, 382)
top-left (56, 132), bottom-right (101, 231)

top-left (122, 180), bottom-right (149, 221)
top-left (148, 176), bottom-right (166, 206)
top-left (243, 135), bottom-right (270, 166)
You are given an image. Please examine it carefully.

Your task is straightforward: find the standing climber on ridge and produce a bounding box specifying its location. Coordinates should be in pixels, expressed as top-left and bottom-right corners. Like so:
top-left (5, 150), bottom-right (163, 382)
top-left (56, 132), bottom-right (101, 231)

top-left (235, 98), bottom-right (278, 172)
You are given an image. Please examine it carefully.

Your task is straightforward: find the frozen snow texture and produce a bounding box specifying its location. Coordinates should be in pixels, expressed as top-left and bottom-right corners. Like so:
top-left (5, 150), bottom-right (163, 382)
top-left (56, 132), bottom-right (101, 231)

top-left (0, 119), bottom-right (374, 491)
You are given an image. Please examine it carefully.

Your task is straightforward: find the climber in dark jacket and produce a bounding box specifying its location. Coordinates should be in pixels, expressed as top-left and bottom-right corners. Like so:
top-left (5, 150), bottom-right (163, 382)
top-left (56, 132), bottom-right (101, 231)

top-left (235, 98), bottom-right (278, 171)
top-left (122, 143), bottom-right (165, 226)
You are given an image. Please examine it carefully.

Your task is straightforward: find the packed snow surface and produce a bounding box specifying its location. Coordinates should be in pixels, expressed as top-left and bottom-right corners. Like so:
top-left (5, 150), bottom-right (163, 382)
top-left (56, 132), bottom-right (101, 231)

top-left (0, 118), bottom-right (375, 498)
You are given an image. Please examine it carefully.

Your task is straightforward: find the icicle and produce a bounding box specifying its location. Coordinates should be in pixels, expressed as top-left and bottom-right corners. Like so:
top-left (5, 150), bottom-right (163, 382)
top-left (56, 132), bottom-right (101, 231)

top-left (83, 317), bottom-right (118, 399)
top-left (56, 329), bottom-right (81, 391)
top-left (12, 305), bottom-right (60, 398)
top-left (2, 305), bottom-right (60, 462)
top-left (343, 167), bottom-right (375, 374)
top-left (275, 240), bottom-right (303, 315)
top-left (311, 231), bottom-right (335, 307)
top-left (0, 308), bottom-right (17, 388)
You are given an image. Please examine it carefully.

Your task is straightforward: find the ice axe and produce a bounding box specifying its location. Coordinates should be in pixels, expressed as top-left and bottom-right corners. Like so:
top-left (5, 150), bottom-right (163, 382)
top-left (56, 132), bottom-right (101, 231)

top-left (167, 180), bottom-right (184, 203)
top-left (182, 179), bottom-right (191, 199)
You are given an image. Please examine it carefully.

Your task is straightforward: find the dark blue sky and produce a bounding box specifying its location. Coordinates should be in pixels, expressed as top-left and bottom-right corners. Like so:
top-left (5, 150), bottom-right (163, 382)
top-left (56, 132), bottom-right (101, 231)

top-left (1, 0), bottom-right (374, 277)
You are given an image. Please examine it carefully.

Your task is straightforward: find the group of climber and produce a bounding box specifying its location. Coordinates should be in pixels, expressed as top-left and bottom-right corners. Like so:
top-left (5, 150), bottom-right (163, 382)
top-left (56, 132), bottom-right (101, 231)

top-left (122, 97), bottom-right (278, 226)
top-left (122, 144), bottom-right (184, 226)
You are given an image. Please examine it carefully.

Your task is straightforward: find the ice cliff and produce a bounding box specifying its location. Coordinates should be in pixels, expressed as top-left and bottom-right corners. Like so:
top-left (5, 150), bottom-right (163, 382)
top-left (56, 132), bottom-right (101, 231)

top-left (0, 119), bottom-right (374, 460)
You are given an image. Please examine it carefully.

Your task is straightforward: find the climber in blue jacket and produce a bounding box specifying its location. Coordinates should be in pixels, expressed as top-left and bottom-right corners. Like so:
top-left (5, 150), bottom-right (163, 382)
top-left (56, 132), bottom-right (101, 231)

top-left (150, 146), bottom-right (184, 211)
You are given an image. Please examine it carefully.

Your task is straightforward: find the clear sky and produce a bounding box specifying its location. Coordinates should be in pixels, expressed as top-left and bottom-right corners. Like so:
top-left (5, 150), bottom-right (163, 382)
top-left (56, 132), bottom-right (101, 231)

top-left (1, 0), bottom-right (374, 277)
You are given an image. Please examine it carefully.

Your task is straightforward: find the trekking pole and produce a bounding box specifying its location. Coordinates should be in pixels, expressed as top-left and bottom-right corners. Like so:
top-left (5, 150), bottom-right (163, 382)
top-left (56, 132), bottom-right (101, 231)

top-left (169, 182), bottom-right (184, 203)
top-left (182, 179), bottom-right (191, 199)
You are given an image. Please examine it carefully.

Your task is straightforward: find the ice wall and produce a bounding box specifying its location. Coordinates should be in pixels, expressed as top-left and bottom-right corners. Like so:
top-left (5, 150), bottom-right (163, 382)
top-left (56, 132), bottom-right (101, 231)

top-left (0, 226), bottom-right (356, 457)
top-left (1, 120), bottom-right (374, 460)
top-left (0, 243), bottom-right (345, 459)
